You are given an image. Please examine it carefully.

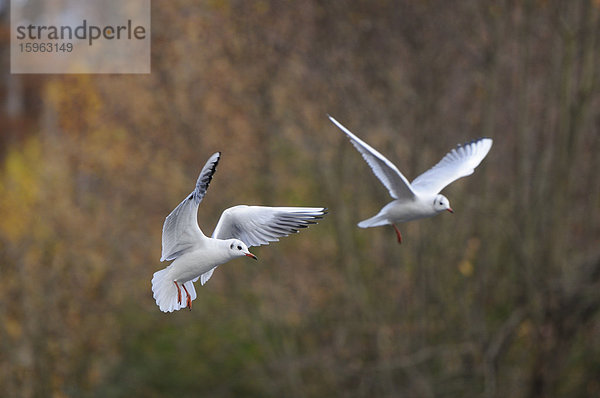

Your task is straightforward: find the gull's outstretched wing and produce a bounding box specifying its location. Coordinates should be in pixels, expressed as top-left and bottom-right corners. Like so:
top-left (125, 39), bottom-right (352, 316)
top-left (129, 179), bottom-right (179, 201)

top-left (160, 152), bottom-right (221, 262)
top-left (212, 205), bottom-right (327, 247)
top-left (329, 116), bottom-right (416, 200)
top-left (410, 138), bottom-right (492, 196)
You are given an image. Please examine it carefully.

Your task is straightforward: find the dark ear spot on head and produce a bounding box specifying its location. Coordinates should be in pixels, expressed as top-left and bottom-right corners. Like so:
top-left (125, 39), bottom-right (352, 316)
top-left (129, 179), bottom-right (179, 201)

top-left (230, 243), bottom-right (234, 249)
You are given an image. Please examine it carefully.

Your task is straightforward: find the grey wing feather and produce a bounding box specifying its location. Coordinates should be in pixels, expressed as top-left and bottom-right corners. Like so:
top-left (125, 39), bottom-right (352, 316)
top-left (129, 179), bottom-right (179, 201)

top-left (160, 152), bottom-right (221, 261)
top-left (212, 205), bottom-right (327, 247)
top-left (200, 268), bottom-right (216, 285)
top-left (329, 116), bottom-right (416, 200)
top-left (410, 138), bottom-right (492, 196)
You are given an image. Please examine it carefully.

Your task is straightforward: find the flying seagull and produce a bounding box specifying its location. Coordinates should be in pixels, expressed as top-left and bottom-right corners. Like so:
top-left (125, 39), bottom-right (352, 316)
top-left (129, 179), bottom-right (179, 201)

top-left (329, 115), bottom-right (492, 243)
top-left (152, 152), bottom-right (327, 312)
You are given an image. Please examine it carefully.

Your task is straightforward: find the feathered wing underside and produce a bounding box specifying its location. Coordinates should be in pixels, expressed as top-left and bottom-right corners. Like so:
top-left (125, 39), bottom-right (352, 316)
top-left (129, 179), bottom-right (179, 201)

top-left (329, 115), bottom-right (416, 200)
top-left (197, 205), bottom-right (325, 285)
top-left (199, 268), bottom-right (215, 286)
top-left (212, 205), bottom-right (327, 247)
top-left (160, 152), bottom-right (221, 262)
top-left (410, 138), bottom-right (493, 196)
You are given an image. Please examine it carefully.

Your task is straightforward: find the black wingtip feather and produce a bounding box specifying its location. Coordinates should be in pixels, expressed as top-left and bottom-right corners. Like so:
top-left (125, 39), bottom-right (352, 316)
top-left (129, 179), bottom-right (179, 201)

top-left (195, 152), bottom-right (221, 199)
top-left (457, 138), bottom-right (489, 148)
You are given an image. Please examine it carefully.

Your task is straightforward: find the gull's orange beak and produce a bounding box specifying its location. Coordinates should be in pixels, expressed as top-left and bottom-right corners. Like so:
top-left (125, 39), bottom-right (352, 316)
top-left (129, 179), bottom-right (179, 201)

top-left (245, 252), bottom-right (258, 260)
top-left (447, 207), bottom-right (454, 214)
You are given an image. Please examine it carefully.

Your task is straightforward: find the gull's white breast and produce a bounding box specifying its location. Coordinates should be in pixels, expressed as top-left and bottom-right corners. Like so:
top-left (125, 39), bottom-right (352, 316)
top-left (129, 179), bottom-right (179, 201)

top-left (168, 241), bottom-right (232, 283)
top-left (383, 197), bottom-right (437, 223)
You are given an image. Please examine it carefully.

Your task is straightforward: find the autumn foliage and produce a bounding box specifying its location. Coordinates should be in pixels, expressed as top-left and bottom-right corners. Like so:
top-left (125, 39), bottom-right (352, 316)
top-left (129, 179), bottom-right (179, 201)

top-left (1, 1), bottom-right (599, 397)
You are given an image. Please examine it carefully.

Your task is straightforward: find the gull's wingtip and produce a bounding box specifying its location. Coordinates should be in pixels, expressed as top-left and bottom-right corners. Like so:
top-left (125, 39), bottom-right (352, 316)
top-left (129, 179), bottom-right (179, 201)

top-left (478, 137), bottom-right (493, 154)
top-left (328, 114), bottom-right (344, 127)
top-left (457, 138), bottom-right (493, 157)
top-left (459, 137), bottom-right (492, 147)
top-left (310, 207), bottom-right (328, 220)
top-left (328, 116), bottom-right (354, 138)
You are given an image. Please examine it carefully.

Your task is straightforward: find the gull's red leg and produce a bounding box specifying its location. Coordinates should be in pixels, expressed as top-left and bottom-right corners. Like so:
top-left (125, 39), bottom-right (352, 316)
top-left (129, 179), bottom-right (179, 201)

top-left (181, 283), bottom-right (192, 310)
top-left (174, 281), bottom-right (182, 305)
top-left (393, 224), bottom-right (402, 244)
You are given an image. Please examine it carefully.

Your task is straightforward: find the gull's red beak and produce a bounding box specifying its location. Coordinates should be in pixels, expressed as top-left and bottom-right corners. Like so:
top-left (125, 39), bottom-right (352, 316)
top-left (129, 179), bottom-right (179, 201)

top-left (447, 207), bottom-right (454, 214)
top-left (245, 252), bottom-right (258, 260)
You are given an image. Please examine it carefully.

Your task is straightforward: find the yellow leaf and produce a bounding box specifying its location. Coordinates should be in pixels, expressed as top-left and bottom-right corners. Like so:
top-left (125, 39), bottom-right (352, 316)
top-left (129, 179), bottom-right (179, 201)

top-left (458, 260), bottom-right (474, 277)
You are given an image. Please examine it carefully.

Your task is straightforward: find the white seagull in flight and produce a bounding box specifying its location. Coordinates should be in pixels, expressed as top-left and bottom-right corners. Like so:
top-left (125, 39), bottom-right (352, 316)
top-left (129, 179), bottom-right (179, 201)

top-left (152, 152), bottom-right (326, 312)
top-left (329, 116), bottom-right (492, 243)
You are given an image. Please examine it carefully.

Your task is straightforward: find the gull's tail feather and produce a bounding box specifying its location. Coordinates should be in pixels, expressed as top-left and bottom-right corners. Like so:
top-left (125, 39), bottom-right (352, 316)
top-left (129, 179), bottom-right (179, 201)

top-left (152, 268), bottom-right (197, 313)
top-left (357, 213), bottom-right (389, 228)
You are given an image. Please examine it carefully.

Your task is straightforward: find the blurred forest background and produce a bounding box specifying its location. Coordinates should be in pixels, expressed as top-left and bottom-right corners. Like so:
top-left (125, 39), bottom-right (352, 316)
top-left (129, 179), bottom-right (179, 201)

top-left (1, 0), bottom-right (599, 397)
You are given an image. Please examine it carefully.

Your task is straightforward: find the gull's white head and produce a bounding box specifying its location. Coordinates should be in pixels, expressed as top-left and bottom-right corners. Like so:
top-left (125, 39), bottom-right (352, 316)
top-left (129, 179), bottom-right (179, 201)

top-left (227, 239), bottom-right (257, 260)
top-left (433, 194), bottom-right (454, 214)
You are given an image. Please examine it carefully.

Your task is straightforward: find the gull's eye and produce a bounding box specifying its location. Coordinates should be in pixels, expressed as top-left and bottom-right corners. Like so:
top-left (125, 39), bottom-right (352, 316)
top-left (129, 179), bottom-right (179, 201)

top-left (237, 245), bottom-right (242, 250)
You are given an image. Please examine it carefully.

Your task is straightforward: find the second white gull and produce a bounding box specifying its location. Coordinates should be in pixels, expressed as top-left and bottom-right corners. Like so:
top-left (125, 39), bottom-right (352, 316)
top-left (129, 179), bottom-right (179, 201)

top-left (329, 116), bottom-right (492, 243)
